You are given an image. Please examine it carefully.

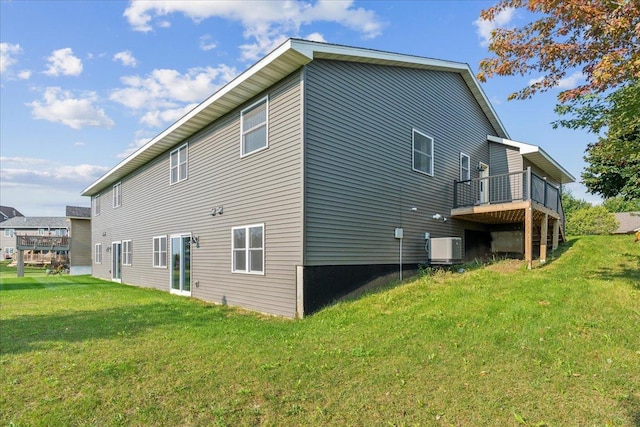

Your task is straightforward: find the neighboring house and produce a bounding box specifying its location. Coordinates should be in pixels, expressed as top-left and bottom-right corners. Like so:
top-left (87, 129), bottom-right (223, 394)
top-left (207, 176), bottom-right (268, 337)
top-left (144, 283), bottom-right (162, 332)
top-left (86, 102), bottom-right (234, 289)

top-left (612, 212), bottom-right (640, 234)
top-left (66, 206), bottom-right (92, 275)
top-left (0, 216), bottom-right (69, 261)
top-left (0, 206), bottom-right (24, 223)
top-left (82, 39), bottom-right (575, 318)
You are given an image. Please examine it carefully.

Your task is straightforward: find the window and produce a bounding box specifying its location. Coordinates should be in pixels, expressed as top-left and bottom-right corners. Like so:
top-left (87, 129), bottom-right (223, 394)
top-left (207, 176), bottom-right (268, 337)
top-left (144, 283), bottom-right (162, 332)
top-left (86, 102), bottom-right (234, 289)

top-left (55, 229), bottom-right (67, 237)
top-left (170, 144), bottom-right (188, 184)
top-left (4, 247), bottom-right (15, 259)
top-left (4, 229), bottom-right (14, 237)
top-left (153, 236), bottom-right (167, 268)
top-left (412, 129), bottom-right (434, 176)
top-left (232, 224), bottom-right (264, 274)
top-left (241, 97), bottom-right (268, 156)
top-left (94, 194), bottom-right (101, 216)
top-left (113, 182), bottom-right (122, 208)
top-left (460, 153), bottom-right (471, 182)
top-left (123, 240), bottom-right (132, 266)
top-left (38, 229), bottom-right (46, 236)
top-left (95, 243), bottom-right (102, 264)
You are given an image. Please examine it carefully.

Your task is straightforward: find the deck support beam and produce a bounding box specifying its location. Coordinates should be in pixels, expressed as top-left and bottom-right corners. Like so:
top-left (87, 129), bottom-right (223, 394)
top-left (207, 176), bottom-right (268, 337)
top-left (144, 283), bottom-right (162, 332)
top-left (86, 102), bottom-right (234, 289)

top-left (17, 250), bottom-right (24, 278)
top-left (525, 204), bottom-right (533, 270)
top-left (540, 213), bottom-right (549, 264)
top-left (552, 219), bottom-right (560, 251)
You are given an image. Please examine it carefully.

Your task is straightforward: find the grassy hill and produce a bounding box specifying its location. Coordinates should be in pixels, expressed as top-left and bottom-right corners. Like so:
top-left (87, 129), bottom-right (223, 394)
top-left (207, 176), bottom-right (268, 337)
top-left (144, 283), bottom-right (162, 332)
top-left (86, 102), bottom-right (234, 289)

top-left (1, 235), bottom-right (638, 426)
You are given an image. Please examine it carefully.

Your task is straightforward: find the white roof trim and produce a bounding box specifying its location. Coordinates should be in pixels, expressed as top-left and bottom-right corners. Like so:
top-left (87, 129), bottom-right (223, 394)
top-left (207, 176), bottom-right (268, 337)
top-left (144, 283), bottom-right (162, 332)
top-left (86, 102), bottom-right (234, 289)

top-left (487, 135), bottom-right (575, 184)
top-left (83, 39), bottom-right (510, 196)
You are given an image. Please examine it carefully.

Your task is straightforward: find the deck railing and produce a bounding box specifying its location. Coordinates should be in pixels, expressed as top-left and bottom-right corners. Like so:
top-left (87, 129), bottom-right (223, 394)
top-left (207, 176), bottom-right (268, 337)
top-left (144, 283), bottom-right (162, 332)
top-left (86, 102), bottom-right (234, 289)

top-left (16, 235), bottom-right (70, 251)
top-left (453, 167), bottom-right (564, 218)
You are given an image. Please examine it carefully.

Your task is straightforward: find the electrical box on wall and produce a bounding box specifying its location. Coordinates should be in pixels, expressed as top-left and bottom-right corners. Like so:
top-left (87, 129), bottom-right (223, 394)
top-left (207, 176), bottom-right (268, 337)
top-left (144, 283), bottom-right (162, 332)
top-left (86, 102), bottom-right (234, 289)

top-left (394, 228), bottom-right (404, 239)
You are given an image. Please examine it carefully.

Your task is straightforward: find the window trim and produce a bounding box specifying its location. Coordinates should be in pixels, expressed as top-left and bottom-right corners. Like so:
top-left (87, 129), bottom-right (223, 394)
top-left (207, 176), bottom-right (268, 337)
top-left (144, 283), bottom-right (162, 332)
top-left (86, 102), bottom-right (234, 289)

top-left (170, 143), bottom-right (188, 185)
top-left (412, 128), bottom-right (434, 176)
top-left (122, 239), bottom-right (132, 266)
top-left (113, 182), bottom-right (122, 208)
top-left (152, 235), bottom-right (168, 268)
top-left (231, 223), bottom-right (265, 275)
top-left (94, 194), bottom-right (101, 216)
top-left (4, 229), bottom-right (14, 237)
top-left (240, 96), bottom-right (269, 157)
top-left (95, 243), bottom-right (102, 264)
top-left (460, 152), bottom-right (471, 182)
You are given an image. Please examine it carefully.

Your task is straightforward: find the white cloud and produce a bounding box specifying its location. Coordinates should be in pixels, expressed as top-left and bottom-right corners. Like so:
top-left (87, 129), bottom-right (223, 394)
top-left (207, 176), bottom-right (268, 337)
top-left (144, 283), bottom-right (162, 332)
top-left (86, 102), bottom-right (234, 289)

top-left (123, 0), bottom-right (384, 60)
top-left (0, 156), bottom-right (109, 191)
top-left (557, 72), bottom-right (584, 89)
top-left (528, 72), bottom-right (584, 90)
top-left (528, 75), bottom-right (545, 87)
top-left (305, 32), bottom-right (326, 43)
top-left (28, 87), bottom-right (115, 129)
top-left (110, 65), bottom-right (237, 126)
top-left (1, 42), bottom-right (22, 74)
top-left (44, 48), bottom-right (83, 76)
top-left (473, 7), bottom-right (515, 47)
top-left (117, 135), bottom-right (153, 159)
top-left (113, 50), bottom-right (138, 67)
top-left (140, 103), bottom-right (198, 128)
top-left (199, 35), bottom-right (217, 51)
top-left (17, 70), bottom-right (32, 80)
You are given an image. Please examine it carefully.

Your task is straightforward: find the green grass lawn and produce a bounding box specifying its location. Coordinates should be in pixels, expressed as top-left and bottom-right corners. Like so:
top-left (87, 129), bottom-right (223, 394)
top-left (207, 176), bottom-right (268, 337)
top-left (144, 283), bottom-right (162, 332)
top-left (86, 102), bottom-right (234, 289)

top-left (1, 235), bottom-right (639, 426)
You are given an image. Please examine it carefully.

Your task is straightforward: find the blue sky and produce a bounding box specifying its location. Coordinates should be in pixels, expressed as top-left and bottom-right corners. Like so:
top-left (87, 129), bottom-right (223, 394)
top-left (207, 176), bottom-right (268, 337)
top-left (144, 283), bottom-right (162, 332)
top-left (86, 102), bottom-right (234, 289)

top-left (1, 0), bottom-right (598, 216)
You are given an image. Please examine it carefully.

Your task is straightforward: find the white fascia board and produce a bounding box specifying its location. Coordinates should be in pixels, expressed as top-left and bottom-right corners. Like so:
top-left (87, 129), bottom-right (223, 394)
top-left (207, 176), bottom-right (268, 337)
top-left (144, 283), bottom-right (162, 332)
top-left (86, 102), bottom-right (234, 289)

top-left (488, 135), bottom-right (575, 183)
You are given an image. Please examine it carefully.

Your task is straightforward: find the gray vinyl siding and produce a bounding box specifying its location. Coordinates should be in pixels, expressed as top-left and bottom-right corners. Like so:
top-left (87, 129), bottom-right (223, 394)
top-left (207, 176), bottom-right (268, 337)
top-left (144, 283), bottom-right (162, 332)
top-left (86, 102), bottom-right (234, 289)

top-left (90, 71), bottom-right (303, 317)
top-left (69, 219), bottom-right (91, 267)
top-left (489, 142), bottom-right (521, 175)
top-left (304, 60), bottom-right (498, 266)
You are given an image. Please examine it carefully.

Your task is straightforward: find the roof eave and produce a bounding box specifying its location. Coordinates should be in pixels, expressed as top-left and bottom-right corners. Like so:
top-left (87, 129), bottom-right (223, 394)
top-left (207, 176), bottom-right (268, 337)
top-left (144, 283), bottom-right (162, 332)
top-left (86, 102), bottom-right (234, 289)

top-left (488, 135), bottom-right (575, 184)
top-left (83, 39), bottom-right (511, 196)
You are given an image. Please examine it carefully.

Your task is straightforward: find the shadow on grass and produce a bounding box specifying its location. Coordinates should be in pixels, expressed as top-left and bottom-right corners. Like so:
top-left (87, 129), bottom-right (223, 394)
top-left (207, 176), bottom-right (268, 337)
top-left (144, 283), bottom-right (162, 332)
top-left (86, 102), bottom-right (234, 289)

top-left (1, 301), bottom-right (228, 354)
top-left (593, 251), bottom-right (640, 289)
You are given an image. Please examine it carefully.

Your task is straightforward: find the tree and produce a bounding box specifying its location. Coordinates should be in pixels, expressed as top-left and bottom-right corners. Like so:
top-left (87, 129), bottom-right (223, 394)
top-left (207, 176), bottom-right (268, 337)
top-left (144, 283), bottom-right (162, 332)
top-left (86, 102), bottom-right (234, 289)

top-left (582, 134), bottom-right (640, 200)
top-left (561, 189), bottom-right (591, 216)
top-left (603, 196), bottom-right (640, 213)
top-left (566, 205), bottom-right (619, 236)
top-left (477, 1), bottom-right (640, 200)
top-left (477, 0), bottom-right (640, 102)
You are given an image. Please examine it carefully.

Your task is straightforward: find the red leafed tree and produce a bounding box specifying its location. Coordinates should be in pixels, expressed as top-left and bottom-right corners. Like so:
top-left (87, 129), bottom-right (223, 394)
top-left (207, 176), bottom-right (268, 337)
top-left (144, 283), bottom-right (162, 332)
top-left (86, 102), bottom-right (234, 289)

top-left (477, 0), bottom-right (640, 102)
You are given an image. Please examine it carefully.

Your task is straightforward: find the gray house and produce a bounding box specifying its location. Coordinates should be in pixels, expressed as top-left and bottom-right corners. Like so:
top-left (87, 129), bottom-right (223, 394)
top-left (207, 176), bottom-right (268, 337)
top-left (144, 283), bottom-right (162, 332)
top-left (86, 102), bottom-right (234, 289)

top-left (82, 39), bottom-right (574, 317)
top-left (66, 206), bottom-right (92, 275)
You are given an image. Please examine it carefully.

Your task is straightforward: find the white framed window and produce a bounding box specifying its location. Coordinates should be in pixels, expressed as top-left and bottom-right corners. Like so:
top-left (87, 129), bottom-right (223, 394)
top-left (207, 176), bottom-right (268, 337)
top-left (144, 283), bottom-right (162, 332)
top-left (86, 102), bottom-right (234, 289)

top-left (240, 97), bottom-right (268, 157)
top-left (153, 236), bottom-right (167, 268)
top-left (232, 224), bottom-right (264, 274)
top-left (95, 243), bottom-right (102, 264)
top-left (460, 153), bottom-right (471, 182)
top-left (122, 240), bottom-right (132, 266)
top-left (55, 229), bottom-right (67, 237)
top-left (412, 129), bottom-right (434, 176)
top-left (4, 247), bottom-right (15, 258)
top-left (4, 229), bottom-right (14, 237)
top-left (113, 182), bottom-right (122, 208)
top-left (170, 144), bottom-right (188, 185)
top-left (38, 229), bottom-right (46, 236)
top-left (94, 194), bottom-right (101, 216)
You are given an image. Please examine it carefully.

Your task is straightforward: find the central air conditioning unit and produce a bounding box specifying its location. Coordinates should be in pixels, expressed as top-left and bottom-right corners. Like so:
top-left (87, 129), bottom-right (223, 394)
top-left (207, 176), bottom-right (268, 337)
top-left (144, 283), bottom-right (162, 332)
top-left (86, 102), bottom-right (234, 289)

top-left (430, 237), bottom-right (462, 265)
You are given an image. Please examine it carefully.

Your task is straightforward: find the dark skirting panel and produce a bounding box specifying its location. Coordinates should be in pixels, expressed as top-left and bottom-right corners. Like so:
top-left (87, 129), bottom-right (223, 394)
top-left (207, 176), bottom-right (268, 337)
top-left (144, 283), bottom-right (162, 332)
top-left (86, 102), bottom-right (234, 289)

top-left (302, 264), bottom-right (417, 314)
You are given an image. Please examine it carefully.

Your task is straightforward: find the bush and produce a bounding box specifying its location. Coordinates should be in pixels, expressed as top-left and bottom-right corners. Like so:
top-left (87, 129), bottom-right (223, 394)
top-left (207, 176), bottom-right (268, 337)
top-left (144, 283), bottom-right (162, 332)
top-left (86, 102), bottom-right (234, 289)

top-left (566, 205), bottom-right (619, 235)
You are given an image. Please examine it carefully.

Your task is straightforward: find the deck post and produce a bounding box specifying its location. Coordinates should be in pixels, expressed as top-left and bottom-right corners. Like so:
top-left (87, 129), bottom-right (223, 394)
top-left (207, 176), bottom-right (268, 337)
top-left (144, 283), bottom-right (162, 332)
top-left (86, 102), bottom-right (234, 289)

top-left (525, 203), bottom-right (533, 269)
top-left (540, 213), bottom-right (549, 264)
top-left (552, 219), bottom-right (560, 251)
top-left (17, 250), bottom-right (24, 277)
